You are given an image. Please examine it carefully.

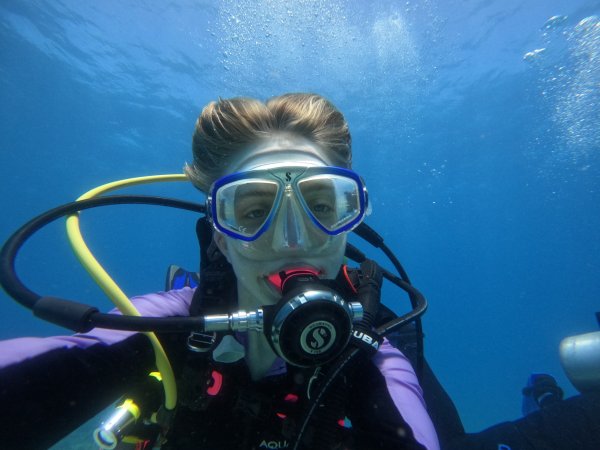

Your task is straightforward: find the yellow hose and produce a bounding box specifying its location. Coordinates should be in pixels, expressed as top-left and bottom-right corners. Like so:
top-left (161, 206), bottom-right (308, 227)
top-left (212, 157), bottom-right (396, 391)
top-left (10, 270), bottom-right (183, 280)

top-left (65, 174), bottom-right (190, 411)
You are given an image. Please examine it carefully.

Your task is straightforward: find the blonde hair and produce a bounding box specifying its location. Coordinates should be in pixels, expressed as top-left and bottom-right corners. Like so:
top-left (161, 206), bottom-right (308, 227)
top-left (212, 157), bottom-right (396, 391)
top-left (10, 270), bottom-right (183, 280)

top-left (185, 93), bottom-right (352, 192)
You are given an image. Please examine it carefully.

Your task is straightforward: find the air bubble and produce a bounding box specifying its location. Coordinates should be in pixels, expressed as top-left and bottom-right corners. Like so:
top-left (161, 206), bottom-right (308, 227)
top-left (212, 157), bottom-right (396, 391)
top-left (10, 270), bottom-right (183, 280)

top-left (523, 48), bottom-right (546, 61)
top-left (575, 16), bottom-right (599, 33)
top-left (542, 15), bottom-right (568, 30)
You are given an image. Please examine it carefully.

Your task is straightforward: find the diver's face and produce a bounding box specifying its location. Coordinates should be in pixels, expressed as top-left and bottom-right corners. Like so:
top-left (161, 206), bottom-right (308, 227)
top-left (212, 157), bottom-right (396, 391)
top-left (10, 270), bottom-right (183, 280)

top-left (213, 135), bottom-right (347, 307)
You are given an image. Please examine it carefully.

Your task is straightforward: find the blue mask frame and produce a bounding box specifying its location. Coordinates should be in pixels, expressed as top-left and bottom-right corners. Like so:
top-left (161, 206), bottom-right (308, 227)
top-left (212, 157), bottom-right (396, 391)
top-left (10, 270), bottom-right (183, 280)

top-left (207, 166), bottom-right (370, 242)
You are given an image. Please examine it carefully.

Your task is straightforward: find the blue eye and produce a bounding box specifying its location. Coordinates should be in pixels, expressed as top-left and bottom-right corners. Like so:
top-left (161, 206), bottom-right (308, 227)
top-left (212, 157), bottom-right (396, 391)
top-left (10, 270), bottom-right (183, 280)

top-left (311, 203), bottom-right (333, 214)
top-left (245, 208), bottom-right (268, 219)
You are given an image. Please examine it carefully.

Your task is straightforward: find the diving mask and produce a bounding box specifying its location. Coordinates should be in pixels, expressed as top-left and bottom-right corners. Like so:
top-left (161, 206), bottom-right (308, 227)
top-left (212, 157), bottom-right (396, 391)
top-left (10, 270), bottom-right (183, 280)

top-left (207, 165), bottom-right (370, 242)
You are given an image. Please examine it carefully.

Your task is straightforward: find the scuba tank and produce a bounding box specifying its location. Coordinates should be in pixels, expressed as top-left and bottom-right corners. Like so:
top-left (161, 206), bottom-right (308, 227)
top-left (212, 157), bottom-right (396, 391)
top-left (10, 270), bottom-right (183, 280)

top-left (559, 312), bottom-right (600, 393)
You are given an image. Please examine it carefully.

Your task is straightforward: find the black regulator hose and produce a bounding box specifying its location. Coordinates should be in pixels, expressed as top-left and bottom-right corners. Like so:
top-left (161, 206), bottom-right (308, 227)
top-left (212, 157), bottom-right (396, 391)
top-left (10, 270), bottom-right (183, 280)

top-left (0, 195), bottom-right (204, 330)
top-left (0, 195), bottom-right (427, 352)
top-left (349, 224), bottom-right (426, 379)
top-left (355, 259), bottom-right (382, 330)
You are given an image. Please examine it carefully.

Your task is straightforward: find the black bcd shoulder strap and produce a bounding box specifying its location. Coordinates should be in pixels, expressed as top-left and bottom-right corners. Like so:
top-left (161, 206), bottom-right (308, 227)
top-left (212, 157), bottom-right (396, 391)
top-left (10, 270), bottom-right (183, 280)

top-left (189, 218), bottom-right (237, 317)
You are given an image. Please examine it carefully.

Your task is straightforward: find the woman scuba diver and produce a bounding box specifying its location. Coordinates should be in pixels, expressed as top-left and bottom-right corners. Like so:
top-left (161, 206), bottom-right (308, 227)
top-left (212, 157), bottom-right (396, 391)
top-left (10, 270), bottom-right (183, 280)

top-left (0, 93), bottom-right (439, 450)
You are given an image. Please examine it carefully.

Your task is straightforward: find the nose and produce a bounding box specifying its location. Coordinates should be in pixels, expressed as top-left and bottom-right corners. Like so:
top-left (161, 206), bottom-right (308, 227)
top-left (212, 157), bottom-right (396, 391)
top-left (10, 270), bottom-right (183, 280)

top-left (270, 191), bottom-right (312, 252)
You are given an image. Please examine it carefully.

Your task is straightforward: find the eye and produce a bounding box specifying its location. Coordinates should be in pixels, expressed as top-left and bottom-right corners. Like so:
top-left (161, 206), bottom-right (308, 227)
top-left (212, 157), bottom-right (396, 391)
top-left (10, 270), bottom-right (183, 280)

top-left (310, 202), bottom-right (333, 214)
top-left (233, 183), bottom-right (278, 227)
top-left (244, 207), bottom-right (268, 220)
top-left (237, 198), bottom-right (273, 222)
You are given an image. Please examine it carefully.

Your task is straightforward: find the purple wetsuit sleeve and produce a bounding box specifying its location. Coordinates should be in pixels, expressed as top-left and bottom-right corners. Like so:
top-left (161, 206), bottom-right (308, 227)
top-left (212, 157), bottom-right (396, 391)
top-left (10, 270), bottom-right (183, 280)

top-left (373, 338), bottom-right (440, 450)
top-left (0, 287), bottom-right (194, 369)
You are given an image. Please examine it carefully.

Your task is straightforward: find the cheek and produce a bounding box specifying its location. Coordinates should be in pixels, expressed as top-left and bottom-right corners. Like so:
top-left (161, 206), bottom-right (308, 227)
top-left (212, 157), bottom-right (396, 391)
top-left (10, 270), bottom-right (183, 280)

top-left (225, 245), bottom-right (255, 278)
top-left (225, 244), bottom-right (265, 287)
top-left (226, 245), bottom-right (280, 303)
top-left (320, 235), bottom-right (347, 276)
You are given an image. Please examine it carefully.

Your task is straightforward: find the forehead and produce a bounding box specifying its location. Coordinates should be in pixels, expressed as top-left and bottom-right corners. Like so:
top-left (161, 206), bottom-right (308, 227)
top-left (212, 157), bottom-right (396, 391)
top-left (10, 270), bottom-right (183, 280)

top-left (229, 133), bottom-right (331, 172)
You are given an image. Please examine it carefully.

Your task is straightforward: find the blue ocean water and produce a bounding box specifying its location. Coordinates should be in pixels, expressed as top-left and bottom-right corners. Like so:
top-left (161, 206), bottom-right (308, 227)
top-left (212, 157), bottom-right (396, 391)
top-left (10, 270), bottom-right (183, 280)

top-left (1, 0), bottom-right (598, 445)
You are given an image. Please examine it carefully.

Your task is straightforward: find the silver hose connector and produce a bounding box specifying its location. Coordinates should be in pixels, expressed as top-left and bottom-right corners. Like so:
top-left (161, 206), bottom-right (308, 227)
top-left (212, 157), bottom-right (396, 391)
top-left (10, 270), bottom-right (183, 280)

top-left (348, 301), bottom-right (364, 322)
top-left (203, 309), bottom-right (264, 332)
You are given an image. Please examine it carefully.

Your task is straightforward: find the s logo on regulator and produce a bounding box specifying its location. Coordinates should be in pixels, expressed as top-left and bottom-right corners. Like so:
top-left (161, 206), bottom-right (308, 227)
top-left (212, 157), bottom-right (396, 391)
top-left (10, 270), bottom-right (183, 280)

top-left (300, 321), bottom-right (336, 354)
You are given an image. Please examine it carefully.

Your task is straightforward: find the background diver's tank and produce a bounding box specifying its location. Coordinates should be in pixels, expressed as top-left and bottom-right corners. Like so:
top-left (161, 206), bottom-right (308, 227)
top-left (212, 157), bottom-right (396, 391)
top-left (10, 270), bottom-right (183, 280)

top-left (559, 312), bottom-right (600, 393)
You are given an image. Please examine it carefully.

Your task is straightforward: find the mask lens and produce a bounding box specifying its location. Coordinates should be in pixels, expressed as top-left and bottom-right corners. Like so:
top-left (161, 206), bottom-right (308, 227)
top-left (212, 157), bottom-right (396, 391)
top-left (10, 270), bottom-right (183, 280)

top-left (297, 174), bottom-right (362, 233)
top-left (215, 179), bottom-right (279, 239)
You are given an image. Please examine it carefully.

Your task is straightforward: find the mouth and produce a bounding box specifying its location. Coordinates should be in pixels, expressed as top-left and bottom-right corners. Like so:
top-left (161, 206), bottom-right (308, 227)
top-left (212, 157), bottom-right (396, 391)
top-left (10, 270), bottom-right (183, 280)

top-left (265, 266), bottom-right (321, 293)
